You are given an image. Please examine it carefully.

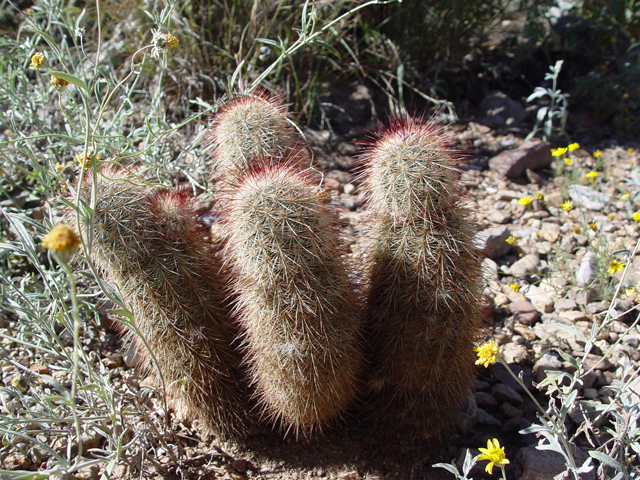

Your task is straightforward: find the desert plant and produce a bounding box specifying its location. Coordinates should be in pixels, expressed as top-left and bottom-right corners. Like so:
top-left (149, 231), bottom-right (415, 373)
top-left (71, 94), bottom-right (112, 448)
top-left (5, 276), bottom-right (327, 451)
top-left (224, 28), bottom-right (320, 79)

top-left (359, 115), bottom-right (486, 438)
top-left (220, 158), bottom-right (364, 435)
top-left (205, 92), bottom-right (307, 179)
top-left (525, 60), bottom-right (570, 141)
top-left (73, 167), bottom-right (253, 439)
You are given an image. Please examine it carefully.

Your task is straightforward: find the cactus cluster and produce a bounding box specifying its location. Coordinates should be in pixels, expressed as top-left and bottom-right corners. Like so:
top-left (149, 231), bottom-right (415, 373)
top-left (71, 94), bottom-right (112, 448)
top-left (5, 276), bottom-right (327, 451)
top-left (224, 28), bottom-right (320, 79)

top-left (72, 93), bottom-right (486, 441)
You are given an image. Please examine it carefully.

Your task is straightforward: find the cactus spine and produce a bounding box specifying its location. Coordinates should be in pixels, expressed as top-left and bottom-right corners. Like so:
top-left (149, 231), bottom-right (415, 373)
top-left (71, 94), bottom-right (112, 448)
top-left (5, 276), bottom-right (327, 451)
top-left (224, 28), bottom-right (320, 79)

top-left (206, 93), bottom-right (306, 179)
top-left (221, 160), bottom-right (363, 435)
top-left (360, 116), bottom-right (485, 437)
top-left (73, 168), bottom-right (252, 438)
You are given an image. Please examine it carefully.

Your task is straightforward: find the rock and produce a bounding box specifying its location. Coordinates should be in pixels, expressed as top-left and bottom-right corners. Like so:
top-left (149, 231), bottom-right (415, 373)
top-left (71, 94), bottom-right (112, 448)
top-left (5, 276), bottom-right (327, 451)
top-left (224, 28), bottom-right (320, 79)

top-left (475, 391), bottom-right (498, 409)
top-left (489, 209), bottom-right (512, 224)
top-left (492, 383), bottom-right (523, 406)
top-left (482, 258), bottom-right (499, 282)
top-left (489, 141), bottom-right (553, 179)
top-left (526, 169), bottom-right (542, 184)
top-left (475, 226), bottom-right (512, 259)
top-left (514, 446), bottom-right (595, 480)
top-left (568, 287), bottom-right (598, 306)
top-left (568, 184), bottom-right (611, 210)
top-left (509, 301), bottom-right (540, 326)
top-left (478, 91), bottom-right (528, 127)
top-left (2, 453), bottom-right (31, 470)
top-left (522, 285), bottom-right (554, 313)
top-left (568, 400), bottom-right (604, 426)
top-left (558, 310), bottom-right (588, 322)
top-left (497, 189), bottom-right (521, 201)
top-left (513, 324), bottom-right (537, 341)
top-left (476, 408), bottom-right (502, 427)
top-left (554, 299), bottom-right (578, 311)
top-left (582, 354), bottom-right (614, 371)
top-left (539, 223), bottom-right (561, 243)
top-left (499, 402), bottom-right (524, 418)
top-left (545, 190), bottom-right (564, 207)
top-left (500, 343), bottom-right (532, 365)
top-left (455, 393), bottom-right (477, 434)
top-left (576, 252), bottom-right (596, 286)
top-left (510, 254), bottom-right (540, 276)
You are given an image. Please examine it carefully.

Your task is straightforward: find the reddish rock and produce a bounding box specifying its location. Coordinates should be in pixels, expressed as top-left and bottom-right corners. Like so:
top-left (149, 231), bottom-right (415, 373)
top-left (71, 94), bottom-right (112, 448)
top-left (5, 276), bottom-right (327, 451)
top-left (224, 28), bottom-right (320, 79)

top-left (509, 301), bottom-right (540, 326)
top-left (489, 141), bottom-right (552, 179)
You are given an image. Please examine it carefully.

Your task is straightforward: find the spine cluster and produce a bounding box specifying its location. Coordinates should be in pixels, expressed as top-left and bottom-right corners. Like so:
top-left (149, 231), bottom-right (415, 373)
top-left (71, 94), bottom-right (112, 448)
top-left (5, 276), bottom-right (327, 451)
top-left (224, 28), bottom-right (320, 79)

top-left (70, 94), bottom-right (486, 441)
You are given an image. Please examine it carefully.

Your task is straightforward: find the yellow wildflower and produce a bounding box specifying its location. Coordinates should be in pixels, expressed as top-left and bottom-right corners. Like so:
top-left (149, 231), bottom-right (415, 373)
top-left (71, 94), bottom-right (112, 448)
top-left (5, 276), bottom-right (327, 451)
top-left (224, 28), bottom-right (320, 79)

top-left (585, 171), bottom-right (599, 181)
top-left (568, 143), bottom-right (580, 151)
top-left (54, 163), bottom-right (64, 173)
top-left (11, 374), bottom-right (28, 394)
top-left (151, 31), bottom-right (179, 59)
top-left (607, 260), bottom-right (624, 274)
top-left (551, 147), bottom-right (568, 157)
top-left (42, 224), bottom-right (81, 263)
top-left (535, 231), bottom-right (541, 239)
top-left (593, 149), bottom-right (602, 158)
top-left (474, 341), bottom-right (498, 368)
top-left (627, 287), bottom-right (638, 296)
top-left (633, 212), bottom-right (640, 222)
top-left (572, 226), bottom-right (580, 234)
top-left (506, 236), bottom-right (517, 245)
top-left (510, 283), bottom-right (520, 293)
top-left (518, 196), bottom-right (533, 207)
top-left (29, 52), bottom-right (44, 69)
top-left (478, 439), bottom-right (510, 475)
top-left (621, 192), bottom-right (631, 199)
top-left (565, 157), bottom-right (574, 166)
top-left (535, 192), bottom-right (544, 201)
top-left (76, 152), bottom-right (99, 168)
top-left (50, 75), bottom-right (69, 91)
top-left (628, 148), bottom-right (634, 154)
top-left (589, 221), bottom-right (598, 232)
top-left (561, 201), bottom-right (573, 212)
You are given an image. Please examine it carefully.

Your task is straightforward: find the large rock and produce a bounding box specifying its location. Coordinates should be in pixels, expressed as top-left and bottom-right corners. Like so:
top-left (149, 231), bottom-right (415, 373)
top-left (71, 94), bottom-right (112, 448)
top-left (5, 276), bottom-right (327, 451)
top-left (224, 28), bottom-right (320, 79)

top-left (510, 253), bottom-right (540, 276)
top-left (478, 91), bottom-right (528, 127)
top-left (576, 252), bottom-right (596, 286)
top-left (509, 301), bottom-right (541, 326)
top-left (514, 446), bottom-right (595, 480)
top-left (567, 184), bottom-right (610, 210)
top-left (475, 226), bottom-right (512, 259)
top-left (489, 141), bottom-right (553, 179)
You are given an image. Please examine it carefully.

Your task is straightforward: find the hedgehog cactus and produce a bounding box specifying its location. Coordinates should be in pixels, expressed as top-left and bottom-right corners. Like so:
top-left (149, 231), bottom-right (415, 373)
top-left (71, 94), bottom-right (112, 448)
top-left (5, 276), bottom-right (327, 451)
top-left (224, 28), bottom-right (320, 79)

top-left (73, 168), bottom-right (252, 438)
top-left (220, 159), bottom-right (364, 435)
top-left (359, 116), bottom-right (486, 437)
top-left (206, 92), bottom-right (307, 179)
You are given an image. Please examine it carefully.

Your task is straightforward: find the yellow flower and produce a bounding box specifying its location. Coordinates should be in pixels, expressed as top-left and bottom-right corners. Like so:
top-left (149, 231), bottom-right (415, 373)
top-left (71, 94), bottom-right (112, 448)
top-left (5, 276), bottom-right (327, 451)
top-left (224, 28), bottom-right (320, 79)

top-left (11, 374), bottom-right (28, 393)
top-left (633, 211), bottom-right (640, 222)
top-left (151, 31), bottom-right (179, 59)
top-left (76, 152), bottom-right (99, 168)
top-left (589, 221), bottom-right (598, 232)
top-left (568, 143), bottom-right (580, 151)
top-left (506, 236), bottom-right (517, 245)
top-left (565, 157), bottom-right (574, 166)
top-left (474, 341), bottom-right (498, 368)
top-left (607, 260), bottom-right (624, 274)
top-left (510, 282), bottom-right (520, 293)
top-left (572, 226), bottom-right (581, 234)
top-left (627, 287), bottom-right (638, 296)
top-left (478, 439), bottom-right (510, 475)
top-left (54, 163), bottom-right (64, 173)
top-left (50, 75), bottom-right (69, 91)
top-left (29, 52), bottom-right (44, 69)
top-left (621, 192), bottom-right (631, 199)
top-left (561, 200), bottom-right (573, 212)
top-left (42, 224), bottom-right (81, 263)
top-left (518, 196), bottom-right (533, 207)
top-left (535, 192), bottom-right (544, 201)
top-left (585, 171), bottom-right (599, 180)
top-left (593, 149), bottom-right (602, 158)
top-left (551, 147), bottom-right (568, 157)
top-left (628, 148), bottom-right (634, 154)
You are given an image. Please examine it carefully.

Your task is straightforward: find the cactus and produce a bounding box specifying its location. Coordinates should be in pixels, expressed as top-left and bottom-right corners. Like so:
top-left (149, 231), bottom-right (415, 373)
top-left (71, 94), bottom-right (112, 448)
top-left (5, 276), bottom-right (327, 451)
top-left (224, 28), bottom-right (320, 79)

top-left (72, 167), bottom-right (252, 438)
top-left (220, 159), bottom-right (364, 435)
top-left (359, 116), bottom-right (486, 437)
top-left (205, 92), bottom-right (307, 179)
